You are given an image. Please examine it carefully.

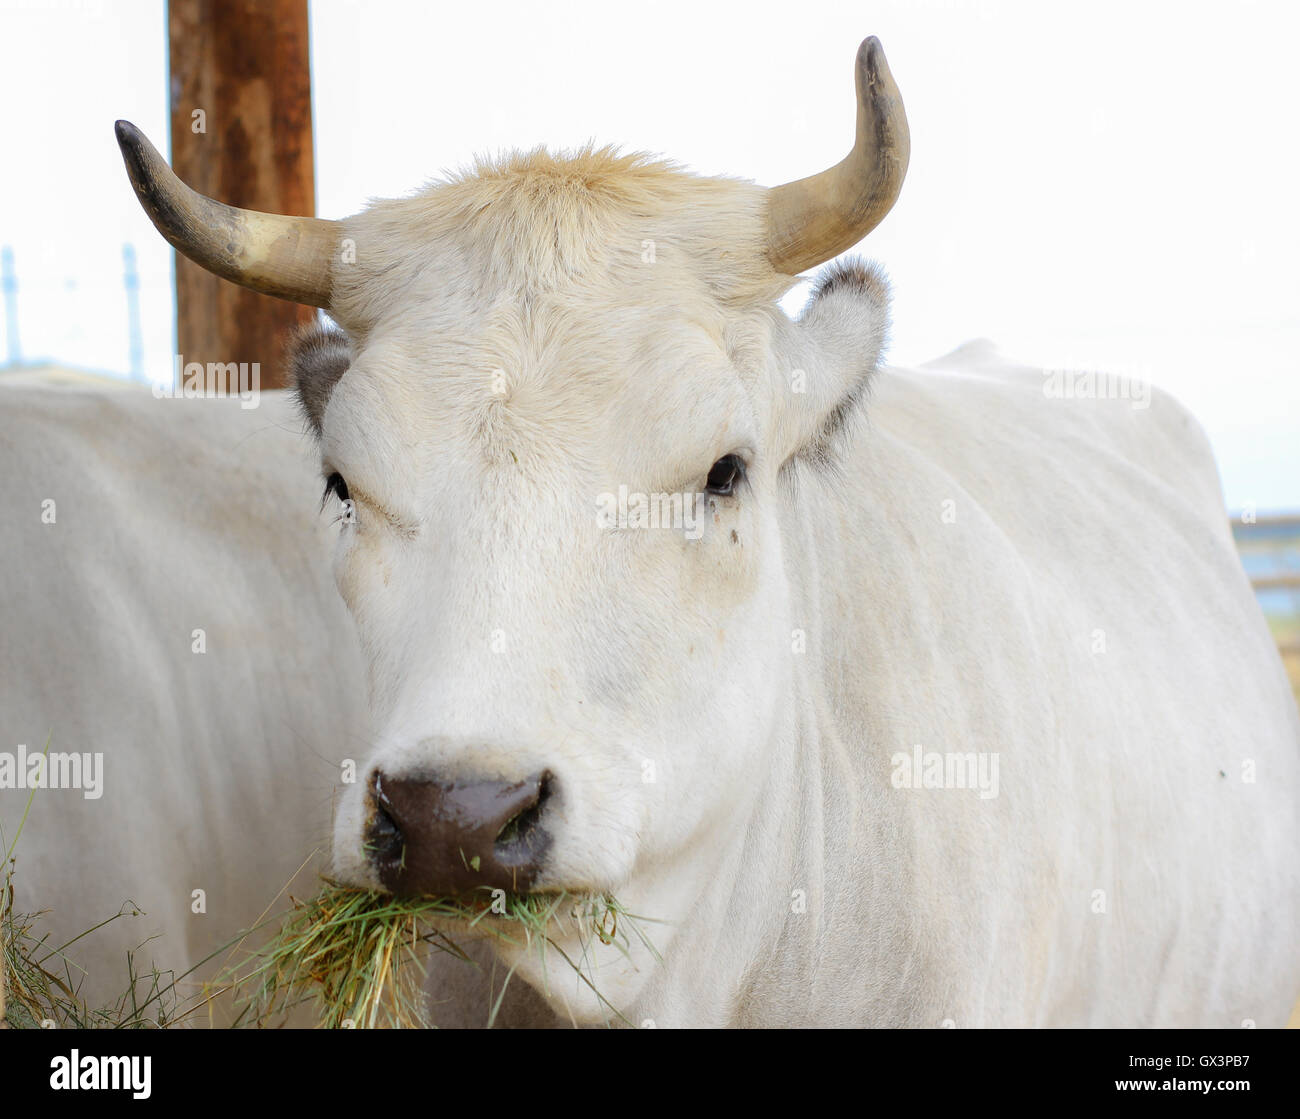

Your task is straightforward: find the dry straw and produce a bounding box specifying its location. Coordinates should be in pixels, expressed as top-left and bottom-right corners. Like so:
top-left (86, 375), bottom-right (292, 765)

top-left (3, 873), bottom-right (656, 1029)
top-left (227, 880), bottom-right (659, 1029)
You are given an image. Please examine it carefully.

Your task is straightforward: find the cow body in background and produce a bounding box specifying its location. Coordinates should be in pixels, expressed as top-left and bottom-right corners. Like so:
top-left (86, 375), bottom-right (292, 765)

top-left (0, 385), bottom-right (366, 1019)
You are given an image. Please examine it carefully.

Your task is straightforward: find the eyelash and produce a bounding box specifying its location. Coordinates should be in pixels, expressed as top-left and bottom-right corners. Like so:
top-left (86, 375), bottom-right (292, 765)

top-left (321, 471), bottom-right (350, 509)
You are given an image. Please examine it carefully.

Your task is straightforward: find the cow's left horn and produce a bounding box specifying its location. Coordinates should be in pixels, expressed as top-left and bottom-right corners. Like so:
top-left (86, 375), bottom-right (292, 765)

top-left (114, 120), bottom-right (338, 308)
top-left (765, 37), bottom-right (910, 275)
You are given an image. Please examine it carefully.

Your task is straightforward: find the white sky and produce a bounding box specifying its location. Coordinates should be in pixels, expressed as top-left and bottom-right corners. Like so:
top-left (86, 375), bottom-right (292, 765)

top-left (1, 0), bottom-right (1297, 510)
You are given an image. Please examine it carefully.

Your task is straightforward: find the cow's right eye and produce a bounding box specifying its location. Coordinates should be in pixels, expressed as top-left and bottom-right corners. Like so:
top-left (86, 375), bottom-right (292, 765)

top-left (321, 471), bottom-right (350, 508)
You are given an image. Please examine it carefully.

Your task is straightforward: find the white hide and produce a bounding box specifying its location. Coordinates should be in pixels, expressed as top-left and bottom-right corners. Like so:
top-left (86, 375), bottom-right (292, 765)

top-left (0, 385), bottom-right (366, 1019)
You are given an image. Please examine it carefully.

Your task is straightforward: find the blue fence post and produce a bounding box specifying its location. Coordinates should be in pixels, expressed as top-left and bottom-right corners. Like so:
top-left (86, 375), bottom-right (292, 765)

top-left (1, 245), bottom-right (20, 366)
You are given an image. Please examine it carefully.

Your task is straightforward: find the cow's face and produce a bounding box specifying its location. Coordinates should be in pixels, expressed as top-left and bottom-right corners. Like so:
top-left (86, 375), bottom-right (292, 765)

top-left (295, 174), bottom-right (890, 1011)
top-left (116, 37), bottom-right (906, 1018)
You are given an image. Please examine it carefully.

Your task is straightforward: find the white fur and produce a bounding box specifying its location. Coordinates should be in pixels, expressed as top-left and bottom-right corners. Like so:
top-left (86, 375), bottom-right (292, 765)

top-left (0, 386), bottom-right (367, 1017)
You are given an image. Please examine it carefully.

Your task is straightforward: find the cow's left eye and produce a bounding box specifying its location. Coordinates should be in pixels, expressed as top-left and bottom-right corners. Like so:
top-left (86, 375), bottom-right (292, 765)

top-left (706, 454), bottom-right (745, 496)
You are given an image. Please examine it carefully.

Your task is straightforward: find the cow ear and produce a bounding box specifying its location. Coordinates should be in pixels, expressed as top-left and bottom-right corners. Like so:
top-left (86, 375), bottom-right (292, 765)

top-left (287, 319), bottom-right (353, 438)
top-left (767, 259), bottom-right (890, 469)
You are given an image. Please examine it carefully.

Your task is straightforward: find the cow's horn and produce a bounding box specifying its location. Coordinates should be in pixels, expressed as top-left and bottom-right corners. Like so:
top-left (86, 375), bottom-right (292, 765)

top-left (114, 120), bottom-right (338, 308)
top-left (765, 37), bottom-right (910, 275)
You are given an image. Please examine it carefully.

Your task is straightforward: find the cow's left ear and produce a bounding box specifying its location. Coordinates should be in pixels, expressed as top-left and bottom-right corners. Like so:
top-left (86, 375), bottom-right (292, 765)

top-left (765, 258), bottom-right (890, 469)
top-left (287, 319), bottom-right (354, 439)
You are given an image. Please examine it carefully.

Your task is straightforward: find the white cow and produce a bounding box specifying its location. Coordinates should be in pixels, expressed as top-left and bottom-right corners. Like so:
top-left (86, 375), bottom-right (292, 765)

top-left (100, 35), bottom-right (1300, 1027)
top-left (0, 384), bottom-right (366, 1021)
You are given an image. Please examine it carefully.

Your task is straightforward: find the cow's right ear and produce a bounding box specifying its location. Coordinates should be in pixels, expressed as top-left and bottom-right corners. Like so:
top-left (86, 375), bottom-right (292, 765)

top-left (765, 258), bottom-right (891, 469)
top-left (287, 320), bottom-right (353, 438)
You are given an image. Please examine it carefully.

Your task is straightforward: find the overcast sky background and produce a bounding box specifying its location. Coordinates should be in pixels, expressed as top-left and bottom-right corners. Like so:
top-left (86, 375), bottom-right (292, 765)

top-left (1, 0), bottom-right (1297, 510)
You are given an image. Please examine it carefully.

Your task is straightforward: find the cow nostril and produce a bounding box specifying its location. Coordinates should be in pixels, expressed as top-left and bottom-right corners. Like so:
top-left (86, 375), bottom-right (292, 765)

top-left (494, 770), bottom-right (554, 854)
top-left (365, 782), bottom-right (405, 865)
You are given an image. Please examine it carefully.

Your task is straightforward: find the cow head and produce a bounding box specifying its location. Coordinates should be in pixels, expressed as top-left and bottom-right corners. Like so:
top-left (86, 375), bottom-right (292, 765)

top-left (118, 37), bottom-right (907, 1020)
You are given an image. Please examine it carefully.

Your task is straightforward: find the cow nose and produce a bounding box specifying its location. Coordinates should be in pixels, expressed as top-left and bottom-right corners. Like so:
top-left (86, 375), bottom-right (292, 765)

top-left (365, 769), bottom-right (554, 896)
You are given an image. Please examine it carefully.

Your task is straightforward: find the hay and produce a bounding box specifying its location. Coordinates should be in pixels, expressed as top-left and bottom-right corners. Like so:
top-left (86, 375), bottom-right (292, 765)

top-left (225, 880), bottom-right (659, 1029)
top-left (0, 881), bottom-right (190, 1029)
top-left (3, 853), bottom-right (658, 1028)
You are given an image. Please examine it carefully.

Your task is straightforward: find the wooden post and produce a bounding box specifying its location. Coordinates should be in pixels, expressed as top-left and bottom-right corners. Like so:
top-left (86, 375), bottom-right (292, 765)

top-left (168, 0), bottom-right (315, 390)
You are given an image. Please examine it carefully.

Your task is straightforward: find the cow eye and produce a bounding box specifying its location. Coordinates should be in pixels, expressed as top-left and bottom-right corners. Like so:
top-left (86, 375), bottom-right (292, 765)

top-left (705, 454), bottom-right (745, 496)
top-left (321, 471), bottom-right (350, 508)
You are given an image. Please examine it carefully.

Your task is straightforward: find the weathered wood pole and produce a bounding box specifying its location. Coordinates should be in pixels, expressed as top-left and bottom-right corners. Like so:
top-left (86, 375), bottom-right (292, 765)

top-left (168, 0), bottom-right (315, 390)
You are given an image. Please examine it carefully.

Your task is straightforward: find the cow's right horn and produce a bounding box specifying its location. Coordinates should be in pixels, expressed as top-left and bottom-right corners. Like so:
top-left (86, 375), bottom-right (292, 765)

top-left (114, 120), bottom-right (338, 308)
top-left (765, 37), bottom-right (910, 276)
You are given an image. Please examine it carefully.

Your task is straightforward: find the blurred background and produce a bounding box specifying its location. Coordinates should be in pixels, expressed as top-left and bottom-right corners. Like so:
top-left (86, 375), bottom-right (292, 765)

top-left (1, 0), bottom-right (1296, 694)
